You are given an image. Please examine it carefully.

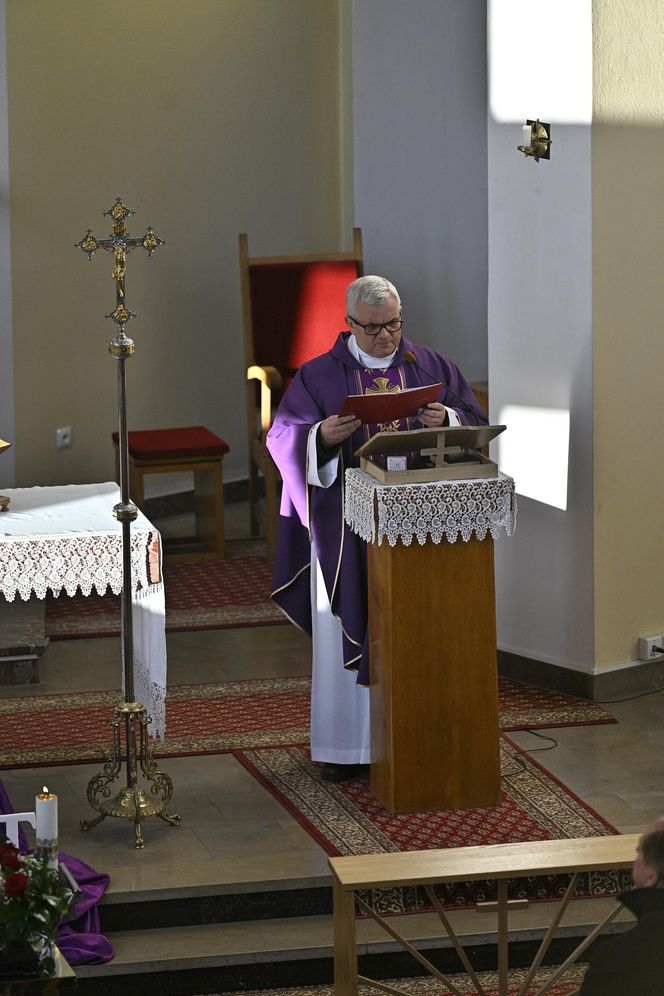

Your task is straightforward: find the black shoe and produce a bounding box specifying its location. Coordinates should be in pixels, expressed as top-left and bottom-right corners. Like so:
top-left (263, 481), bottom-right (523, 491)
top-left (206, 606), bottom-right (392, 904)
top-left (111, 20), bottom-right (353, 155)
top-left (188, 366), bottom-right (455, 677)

top-left (319, 763), bottom-right (360, 782)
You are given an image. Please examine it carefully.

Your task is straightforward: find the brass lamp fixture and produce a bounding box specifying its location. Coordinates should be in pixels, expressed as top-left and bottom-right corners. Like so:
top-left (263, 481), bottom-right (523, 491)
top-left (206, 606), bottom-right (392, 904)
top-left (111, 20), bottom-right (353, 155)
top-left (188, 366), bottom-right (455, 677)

top-left (517, 119), bottom-right (551, 162)
top-left (0, 439), bottom-right (11, 510)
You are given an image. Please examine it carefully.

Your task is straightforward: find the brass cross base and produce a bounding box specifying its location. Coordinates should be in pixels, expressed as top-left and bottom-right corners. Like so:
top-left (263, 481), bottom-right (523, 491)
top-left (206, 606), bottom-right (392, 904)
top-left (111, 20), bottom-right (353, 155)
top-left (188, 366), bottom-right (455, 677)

top-left (80, 700), bottom-right (180, 848)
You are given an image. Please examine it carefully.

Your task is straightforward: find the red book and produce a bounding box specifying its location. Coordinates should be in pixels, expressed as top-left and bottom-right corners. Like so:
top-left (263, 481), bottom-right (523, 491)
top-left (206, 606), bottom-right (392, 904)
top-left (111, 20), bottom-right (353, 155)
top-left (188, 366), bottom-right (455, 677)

top-left (338, 383), bottom-right (442, 424)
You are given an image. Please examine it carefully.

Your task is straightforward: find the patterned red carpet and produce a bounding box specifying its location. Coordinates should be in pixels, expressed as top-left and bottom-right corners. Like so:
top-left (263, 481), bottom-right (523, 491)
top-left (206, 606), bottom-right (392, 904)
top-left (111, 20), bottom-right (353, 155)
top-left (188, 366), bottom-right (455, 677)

top-left (45, 540), bottom-right (286, 638)
top-left (204, 965), bottom-right (587, 994)
top-left (234, 738), bottom-right (627, 912)
top-left (0, 676), bottom-right (613, 769)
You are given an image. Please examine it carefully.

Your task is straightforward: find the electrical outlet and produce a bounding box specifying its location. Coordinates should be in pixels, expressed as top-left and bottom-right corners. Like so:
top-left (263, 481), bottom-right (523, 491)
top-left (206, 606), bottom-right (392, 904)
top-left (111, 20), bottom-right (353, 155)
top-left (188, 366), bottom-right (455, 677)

top-left (638, 634), bottom-right (664, 661)
top-left (55, 426), bottom-right (72, 450)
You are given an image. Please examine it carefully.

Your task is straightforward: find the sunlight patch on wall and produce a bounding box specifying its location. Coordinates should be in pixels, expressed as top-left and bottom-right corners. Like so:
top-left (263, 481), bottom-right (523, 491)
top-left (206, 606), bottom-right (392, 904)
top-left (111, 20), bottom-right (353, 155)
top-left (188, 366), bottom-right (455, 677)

top-left (497, 404), bottom-right (570, 510)
top-left (488, 0), bottom-right (592, 124)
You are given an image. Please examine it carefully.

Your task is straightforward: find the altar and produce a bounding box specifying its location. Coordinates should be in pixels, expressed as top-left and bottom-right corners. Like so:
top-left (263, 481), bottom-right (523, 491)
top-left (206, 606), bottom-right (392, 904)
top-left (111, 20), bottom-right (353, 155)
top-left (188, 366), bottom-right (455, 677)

top-left (0, 482), bottom-right (167, 738)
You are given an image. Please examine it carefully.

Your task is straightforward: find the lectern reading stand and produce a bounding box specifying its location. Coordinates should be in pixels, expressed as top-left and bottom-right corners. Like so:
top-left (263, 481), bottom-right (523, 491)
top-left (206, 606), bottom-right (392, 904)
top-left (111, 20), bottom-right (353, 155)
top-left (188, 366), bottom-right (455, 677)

top-left (346, 425), bottom-right (514, 814)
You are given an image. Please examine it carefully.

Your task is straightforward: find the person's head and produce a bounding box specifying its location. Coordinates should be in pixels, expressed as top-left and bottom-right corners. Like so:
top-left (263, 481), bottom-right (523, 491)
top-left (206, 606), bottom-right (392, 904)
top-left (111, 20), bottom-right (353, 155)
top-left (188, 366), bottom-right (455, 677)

top-left (632, 823), bottom-right (664, 888)
top-left (345, 275), bottom-right (403, 358)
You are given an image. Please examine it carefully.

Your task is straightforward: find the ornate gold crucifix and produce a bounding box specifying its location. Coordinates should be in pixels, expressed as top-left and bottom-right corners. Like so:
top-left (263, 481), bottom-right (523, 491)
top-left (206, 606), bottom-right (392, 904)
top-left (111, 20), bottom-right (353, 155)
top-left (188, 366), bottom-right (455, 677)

top-left (75, 198), bottom-right (178, 848)
top-left (76, 196), bottom-right (164, 330)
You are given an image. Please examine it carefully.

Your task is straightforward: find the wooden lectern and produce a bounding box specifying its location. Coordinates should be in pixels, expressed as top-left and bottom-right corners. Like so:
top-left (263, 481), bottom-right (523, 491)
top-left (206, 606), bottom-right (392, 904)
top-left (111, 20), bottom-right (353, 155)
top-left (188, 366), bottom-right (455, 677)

top-left (347, 426), bottom-right (514, 814)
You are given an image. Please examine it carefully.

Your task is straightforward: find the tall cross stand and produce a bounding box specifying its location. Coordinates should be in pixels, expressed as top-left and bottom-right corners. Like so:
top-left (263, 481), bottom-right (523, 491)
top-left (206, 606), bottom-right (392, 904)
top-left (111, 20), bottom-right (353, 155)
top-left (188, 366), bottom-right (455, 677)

top-left (76, 197), bottom-right (180, 847)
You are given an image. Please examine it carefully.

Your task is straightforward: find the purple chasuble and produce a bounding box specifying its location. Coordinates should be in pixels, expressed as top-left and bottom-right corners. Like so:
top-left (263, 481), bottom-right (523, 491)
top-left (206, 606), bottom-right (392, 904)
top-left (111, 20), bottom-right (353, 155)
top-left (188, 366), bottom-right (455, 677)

top-left (267, 333), bottom-right (487, 685)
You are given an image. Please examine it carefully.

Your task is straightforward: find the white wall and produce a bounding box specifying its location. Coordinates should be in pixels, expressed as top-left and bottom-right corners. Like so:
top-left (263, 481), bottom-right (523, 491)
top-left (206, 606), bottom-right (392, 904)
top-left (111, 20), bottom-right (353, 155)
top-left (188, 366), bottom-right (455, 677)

top-left (352, 0), bottom-right (488, 381)
top-left (0, 0), bottom-right (14, 487)
top-left (488, 0), bottom-right (595, 673)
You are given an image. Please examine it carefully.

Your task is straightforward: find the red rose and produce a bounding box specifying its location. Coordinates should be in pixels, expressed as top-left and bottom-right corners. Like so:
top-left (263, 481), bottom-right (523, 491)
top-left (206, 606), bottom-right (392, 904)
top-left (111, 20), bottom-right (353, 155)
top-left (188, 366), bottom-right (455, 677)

top-left (0, 843), bottom-right (21, 869)
top-left (3, 871), bottom-right (28, 897)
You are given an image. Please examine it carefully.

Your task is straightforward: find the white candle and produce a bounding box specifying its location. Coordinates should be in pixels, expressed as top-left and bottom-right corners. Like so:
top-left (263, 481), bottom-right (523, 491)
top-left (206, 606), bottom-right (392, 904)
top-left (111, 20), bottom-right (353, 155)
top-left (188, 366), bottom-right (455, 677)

top-left (522, 123), bottom-right (532, 148)
top-left (36, 786), bottom-right (58, 870)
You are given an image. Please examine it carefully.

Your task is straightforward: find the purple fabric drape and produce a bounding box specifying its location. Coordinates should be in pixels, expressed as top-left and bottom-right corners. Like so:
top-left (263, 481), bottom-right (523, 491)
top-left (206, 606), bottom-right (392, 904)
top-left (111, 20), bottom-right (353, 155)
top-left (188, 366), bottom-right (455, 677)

top-left (57, 853), bottom-right (114, 964)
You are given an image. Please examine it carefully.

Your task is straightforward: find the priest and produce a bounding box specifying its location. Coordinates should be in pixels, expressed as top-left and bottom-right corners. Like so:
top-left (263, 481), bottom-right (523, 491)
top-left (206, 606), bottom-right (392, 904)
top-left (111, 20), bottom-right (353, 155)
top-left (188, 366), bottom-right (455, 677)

top-left (267, 275), bottom-right (487, 781)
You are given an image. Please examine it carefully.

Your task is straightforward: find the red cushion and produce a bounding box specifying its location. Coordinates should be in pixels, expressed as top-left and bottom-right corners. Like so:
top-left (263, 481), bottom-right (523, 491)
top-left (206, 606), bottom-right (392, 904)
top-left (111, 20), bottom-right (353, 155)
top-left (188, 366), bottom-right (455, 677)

top-left (249, 260), bottom-right (361, 374)
top-left (112, 426), bottom-right (229, 460)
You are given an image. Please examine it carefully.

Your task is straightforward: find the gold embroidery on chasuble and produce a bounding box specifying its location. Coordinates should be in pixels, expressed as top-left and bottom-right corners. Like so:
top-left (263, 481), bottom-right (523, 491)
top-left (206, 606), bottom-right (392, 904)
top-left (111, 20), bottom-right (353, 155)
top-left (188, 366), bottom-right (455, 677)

top-left (353, 365), bottom-right (411, 441)
top-left (366, 376), bottom-right (402, 432)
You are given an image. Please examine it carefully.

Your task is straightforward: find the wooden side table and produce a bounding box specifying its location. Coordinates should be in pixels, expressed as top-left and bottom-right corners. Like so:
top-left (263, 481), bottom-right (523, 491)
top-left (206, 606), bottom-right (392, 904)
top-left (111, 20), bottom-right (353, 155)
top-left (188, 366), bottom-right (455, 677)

top-left (112, 426), bottom-right (229, 562)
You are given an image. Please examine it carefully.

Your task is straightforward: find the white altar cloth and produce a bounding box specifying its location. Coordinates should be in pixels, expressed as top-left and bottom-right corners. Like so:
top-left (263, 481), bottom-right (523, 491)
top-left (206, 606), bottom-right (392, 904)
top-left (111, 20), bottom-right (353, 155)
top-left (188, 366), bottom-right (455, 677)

top-left (0, 482), bottom-right (167, 738)
top-left (344, 468), bottom-right (517, 547)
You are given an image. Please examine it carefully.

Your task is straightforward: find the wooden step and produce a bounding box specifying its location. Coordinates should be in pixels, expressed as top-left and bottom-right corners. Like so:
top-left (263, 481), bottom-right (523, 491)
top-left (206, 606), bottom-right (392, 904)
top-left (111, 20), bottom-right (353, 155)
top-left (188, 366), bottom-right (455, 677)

top-left (73, 895), bottom-right (632, 995)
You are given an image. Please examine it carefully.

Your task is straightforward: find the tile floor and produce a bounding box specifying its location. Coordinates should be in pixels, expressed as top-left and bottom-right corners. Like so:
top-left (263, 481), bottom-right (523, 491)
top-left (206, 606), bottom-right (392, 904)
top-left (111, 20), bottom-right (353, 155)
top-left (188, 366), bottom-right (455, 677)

top-left (2, 499), bottom-right (664, 894)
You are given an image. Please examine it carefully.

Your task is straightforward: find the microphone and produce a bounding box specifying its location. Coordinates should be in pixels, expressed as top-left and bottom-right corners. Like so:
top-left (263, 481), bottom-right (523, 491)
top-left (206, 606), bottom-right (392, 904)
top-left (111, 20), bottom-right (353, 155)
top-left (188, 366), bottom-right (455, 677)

top-left (403, 351), bottom-right (484, 423)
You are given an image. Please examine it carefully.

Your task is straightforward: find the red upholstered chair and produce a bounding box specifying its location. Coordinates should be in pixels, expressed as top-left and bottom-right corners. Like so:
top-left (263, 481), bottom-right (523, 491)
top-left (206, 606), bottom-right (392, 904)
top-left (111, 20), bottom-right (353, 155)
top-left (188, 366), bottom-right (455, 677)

top-left (239, 230), bottom-right (363, 558)
top-left (112, 426), bottom-right (229, 561)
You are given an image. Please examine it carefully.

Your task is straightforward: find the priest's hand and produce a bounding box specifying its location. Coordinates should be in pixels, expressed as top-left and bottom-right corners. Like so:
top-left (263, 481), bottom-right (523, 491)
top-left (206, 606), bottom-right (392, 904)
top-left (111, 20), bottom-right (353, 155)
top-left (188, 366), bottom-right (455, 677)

top-left (417, 402), bottom-right (447, 427)
top-left (320, 414), bottom-right (361, 446)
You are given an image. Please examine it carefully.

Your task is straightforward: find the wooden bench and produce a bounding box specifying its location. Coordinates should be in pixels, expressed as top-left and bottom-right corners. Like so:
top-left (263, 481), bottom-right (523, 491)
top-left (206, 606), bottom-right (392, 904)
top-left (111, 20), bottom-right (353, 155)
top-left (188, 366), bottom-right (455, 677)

top-left (330, 834), bottom-right (639, 996)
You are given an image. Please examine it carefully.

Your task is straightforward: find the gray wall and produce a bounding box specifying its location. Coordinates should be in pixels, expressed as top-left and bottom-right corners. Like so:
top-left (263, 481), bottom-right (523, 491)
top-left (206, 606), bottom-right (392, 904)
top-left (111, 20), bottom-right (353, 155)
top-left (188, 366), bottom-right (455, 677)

top-left (2, 0), bottom-right (489, 491)
top-left (352, 0), bottom-right (488, 381)
top-left (0, 1), bottom-right (14, 487)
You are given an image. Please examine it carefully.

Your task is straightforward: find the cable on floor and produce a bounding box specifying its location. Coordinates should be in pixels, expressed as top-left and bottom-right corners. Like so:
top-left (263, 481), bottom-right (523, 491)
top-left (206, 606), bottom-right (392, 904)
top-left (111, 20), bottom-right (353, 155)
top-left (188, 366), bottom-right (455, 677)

top-left (501, 730), bottom-right (559, 781)
top-left (597, 685), bottom-right (664, 705)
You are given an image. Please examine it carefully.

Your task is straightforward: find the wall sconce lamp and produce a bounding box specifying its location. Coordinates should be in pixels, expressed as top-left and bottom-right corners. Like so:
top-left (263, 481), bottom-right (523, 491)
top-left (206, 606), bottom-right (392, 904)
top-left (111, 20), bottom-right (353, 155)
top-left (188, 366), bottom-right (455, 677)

top-left (517, 119), bottom-right (551, 162)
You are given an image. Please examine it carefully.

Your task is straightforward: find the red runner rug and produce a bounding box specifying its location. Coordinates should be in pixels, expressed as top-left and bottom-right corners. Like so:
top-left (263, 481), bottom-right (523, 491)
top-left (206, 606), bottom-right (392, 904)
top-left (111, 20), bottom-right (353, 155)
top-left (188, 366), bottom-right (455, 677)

top-left (0, 676), bottom-right (614, 769)
top-left (234, 738), bottom-right (629, 913)
top-left (45, 540), bottom-right (286, 638)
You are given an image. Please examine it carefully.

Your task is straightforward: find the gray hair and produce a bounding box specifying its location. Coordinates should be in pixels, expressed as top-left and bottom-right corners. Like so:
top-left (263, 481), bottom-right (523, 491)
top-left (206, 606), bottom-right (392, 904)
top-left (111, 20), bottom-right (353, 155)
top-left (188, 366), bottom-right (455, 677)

top-left (346, 275), bottom-right (401, 316)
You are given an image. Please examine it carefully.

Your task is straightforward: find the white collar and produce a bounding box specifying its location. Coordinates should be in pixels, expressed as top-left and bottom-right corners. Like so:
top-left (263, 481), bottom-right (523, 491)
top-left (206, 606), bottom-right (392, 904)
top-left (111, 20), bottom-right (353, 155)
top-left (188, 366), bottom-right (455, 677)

top-left (347, 334), bottom-right (397, 369)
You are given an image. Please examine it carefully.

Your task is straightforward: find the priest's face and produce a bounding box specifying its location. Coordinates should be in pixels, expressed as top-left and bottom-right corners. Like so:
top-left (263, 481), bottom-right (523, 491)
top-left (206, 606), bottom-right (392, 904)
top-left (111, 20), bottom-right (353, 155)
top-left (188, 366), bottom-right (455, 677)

top-left (347, 294), bottom-right (402, 358)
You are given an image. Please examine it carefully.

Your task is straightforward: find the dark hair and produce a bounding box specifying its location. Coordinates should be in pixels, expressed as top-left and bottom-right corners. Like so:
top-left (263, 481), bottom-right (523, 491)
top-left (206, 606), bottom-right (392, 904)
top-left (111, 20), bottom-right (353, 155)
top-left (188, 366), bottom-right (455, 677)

top-left (640, 828), bottom-right (664, 881)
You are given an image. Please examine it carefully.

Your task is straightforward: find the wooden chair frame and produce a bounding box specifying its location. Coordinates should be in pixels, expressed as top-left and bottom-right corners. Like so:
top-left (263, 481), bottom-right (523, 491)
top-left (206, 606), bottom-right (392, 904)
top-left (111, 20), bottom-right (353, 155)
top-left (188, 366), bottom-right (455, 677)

top-left (239, 229), bottom-right (363, 558)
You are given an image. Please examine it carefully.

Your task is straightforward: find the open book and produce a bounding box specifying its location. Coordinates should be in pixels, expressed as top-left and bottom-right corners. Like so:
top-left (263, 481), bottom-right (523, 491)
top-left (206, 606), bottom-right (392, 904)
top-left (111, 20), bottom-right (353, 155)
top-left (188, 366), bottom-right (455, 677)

top-left (338, 383), bottom-right (442, 424)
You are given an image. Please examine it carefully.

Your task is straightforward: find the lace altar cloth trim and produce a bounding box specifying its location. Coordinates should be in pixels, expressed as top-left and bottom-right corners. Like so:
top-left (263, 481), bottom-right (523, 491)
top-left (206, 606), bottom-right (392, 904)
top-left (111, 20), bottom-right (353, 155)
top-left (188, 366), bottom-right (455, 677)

top-left (0, 483), bottom-right (167, 739)
top-left (0, 530), bottom-right (155, 601)
top-left (345, 468), bottom-right (517, 547)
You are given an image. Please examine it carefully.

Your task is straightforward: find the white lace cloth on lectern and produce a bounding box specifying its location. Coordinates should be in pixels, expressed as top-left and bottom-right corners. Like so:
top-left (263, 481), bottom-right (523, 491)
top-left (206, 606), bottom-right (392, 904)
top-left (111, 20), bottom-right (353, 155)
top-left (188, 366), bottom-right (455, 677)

top-left (344, 468), bottom-right (517, 546)
top-left (0, 483), bottom-right (167, 739)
